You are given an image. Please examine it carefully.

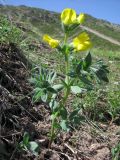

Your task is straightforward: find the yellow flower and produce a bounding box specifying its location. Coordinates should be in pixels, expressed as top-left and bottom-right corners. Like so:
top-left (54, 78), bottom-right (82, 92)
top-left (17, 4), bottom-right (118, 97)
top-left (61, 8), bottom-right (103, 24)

top-left (77, 13), bottom-right (85, 24)
top-left (43, 34), bottom-right (59, 48)
top-left (72, 32), bottom-right (92, 51)
top-left (61, 8), bottom-right (85, 25)
top-left (61, 8), bottom-right (76, 25)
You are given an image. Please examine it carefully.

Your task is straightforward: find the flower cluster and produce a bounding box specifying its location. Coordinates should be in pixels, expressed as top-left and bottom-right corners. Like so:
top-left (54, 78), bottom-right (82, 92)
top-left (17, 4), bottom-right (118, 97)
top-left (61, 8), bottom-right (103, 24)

top-left (43, 8), bottom-right (92, 52)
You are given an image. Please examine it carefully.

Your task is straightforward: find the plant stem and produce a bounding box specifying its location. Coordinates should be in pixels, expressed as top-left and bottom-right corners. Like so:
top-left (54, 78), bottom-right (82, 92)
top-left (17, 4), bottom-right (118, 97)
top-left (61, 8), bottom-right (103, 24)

top-left (64, 33), bottom-right (68, 44)
top-left (65, 55), bottom-right (69, 84)
top-left (64, 33), bottom-right (69, 84)
top-left (49, 111), bottom-right (59, 148)
top-left (63, 87), bottom-right (70, 104)
top-left (49, 118), bottom-right (55, 148)
top-left (63, 33), bottom-right (70, 105)
top-left (49, 33), bottom-right (70, 148)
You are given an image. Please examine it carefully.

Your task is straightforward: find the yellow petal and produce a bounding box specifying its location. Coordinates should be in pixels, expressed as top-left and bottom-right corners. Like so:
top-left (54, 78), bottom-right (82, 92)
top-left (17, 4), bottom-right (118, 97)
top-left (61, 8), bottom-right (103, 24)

top-left (61, 8), bottom-right (76, 25)
top-left (43, 34), bottom-right (51, 43)
top-left (77, 13), bottom-right (85, 24)
top-left (49, 39), bottom-right (59, 48)
top-left (72, 32), bottom-right (92, 51)
top-left (43, 34), bottom-right (59, 48)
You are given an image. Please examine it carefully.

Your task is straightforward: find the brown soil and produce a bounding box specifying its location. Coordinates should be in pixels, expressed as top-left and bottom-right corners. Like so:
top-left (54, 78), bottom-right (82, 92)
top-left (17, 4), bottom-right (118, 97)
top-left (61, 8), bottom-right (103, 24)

top-left (0, 43), bottom-right (120, 160)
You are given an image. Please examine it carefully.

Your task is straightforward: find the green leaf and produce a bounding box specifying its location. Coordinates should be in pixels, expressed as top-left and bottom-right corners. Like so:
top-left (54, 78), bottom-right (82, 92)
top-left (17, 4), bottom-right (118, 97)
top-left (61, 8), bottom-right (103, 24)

top-left (61, 79), bottom-right (68, 89)
top-left (73, 116), bottom-right (85, 124)
top-left (71, 86), bottom-right (87, 94)
top-left (42, 81), bottom-right (50, 88)
top-left (51, 111), bottom-right (59, 120)
top-left (80, 76), bottom-right (92, 85)
top-left (83, 52), bottom-right (92, 70)
top-left (28, 141), bottom-right (39, 156)
top-left (49, 100), bottom-right (59, 111)
top-left (48, 72), bottom-right (56, 83)
top-left (96, 69), bottom-right (109, 82)
top-left (60, 44), bottom-right (70, 55)
top-left (60, 107), bottom-right (68, 120)
top-left (32, 89), bottom-right (43, 102)
top-left (47, 87), bottom-right (57, 93)
top-left (69, 79), bottom-right (74, 86)
top-left (68, 71), bottom-right (76, 78)
top-left (69, 108), bottom-right (80, 120)
top-left (52, 84), bottom-right (64, 92)
top-left (53, 122), bottom-right (61, 129)
top-left (69, 108), bottom-right (85, 126)
top-left (41, 93), bottom-right (48, 102)
top-left (33, 87), bottom-right (41, 92)
top-left (90, 60), bottom-right (109, 82)
top-left (111, 148), bottom-right (115, 157)
top-left (76, 60), bottom-right (83, 75)
top-left (60, 120), bottom-right (69, 131)
top-left (23, 132), bottom-right (29, 146)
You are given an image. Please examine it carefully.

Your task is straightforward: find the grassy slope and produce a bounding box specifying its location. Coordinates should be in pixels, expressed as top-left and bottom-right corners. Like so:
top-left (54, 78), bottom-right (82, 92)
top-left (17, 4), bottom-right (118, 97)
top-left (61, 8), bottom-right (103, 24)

top-left (0, 5), bottom-right (120, 51)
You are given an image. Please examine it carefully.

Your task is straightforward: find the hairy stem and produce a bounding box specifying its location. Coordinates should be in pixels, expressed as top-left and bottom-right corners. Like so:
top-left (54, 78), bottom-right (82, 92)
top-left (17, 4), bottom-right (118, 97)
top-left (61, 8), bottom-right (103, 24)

top-left (64, 33), bottom-right (69, 84)
top-left (64, 33), bottom-right (68, 44)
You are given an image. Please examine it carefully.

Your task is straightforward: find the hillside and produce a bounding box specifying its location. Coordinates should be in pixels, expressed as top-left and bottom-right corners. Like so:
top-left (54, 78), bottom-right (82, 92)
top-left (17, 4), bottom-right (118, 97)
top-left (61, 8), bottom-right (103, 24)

top-left (0, 5), bottom-right (120, 51)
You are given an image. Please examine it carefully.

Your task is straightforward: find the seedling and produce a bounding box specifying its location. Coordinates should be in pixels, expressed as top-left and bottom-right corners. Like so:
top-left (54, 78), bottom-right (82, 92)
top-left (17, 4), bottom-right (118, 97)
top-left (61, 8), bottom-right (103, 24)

top-left (19, 132), bottom-right (39, 156)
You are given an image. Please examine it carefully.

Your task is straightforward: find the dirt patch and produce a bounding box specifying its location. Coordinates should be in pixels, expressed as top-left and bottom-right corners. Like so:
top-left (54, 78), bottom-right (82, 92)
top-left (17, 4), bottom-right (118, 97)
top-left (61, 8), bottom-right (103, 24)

top-left (0, 43), bottom-right (120, 160)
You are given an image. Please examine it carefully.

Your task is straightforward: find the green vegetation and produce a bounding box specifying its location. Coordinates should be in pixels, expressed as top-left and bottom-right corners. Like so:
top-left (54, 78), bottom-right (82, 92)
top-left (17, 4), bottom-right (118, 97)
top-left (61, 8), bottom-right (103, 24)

top-left (0, 15), bottom-right (22, 44)
top-left (111, 142), bottom-right (120, 160)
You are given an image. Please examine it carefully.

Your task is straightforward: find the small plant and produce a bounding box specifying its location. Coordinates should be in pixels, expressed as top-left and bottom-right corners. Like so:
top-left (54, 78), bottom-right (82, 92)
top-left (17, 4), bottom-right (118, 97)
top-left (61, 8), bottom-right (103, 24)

top-left (30, 66), bottom-right (58, 103)
top-left (19, 132), bottom-right (39, 156)
top-left (31, 8), bottom-right (109, 147)
top-left (111, 142), bottom-right (120, 160)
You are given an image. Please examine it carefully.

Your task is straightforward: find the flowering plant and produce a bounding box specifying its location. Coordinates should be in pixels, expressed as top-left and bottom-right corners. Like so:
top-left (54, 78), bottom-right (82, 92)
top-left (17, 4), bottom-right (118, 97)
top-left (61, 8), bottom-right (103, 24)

top-left (31, 8), bottom-right (109, 148)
